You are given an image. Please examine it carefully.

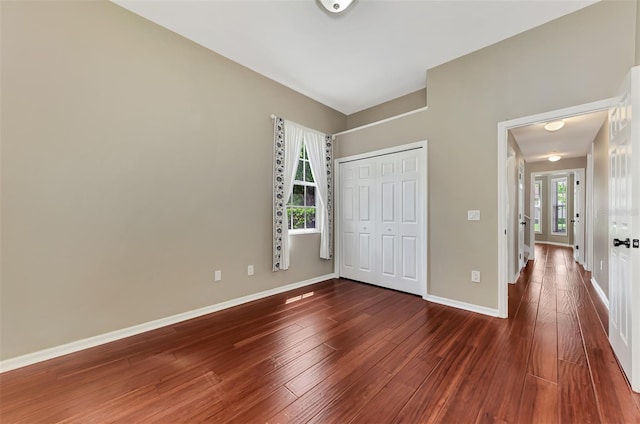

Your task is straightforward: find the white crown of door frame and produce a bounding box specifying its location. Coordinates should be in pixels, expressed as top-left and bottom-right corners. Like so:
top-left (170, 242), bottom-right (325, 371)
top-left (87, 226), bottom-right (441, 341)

top-left (497, 98), bottom-right (615, 318)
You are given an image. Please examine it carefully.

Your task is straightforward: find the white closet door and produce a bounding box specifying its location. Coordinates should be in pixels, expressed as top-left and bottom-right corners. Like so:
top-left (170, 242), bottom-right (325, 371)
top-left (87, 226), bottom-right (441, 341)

top-left (339, 160), bottom-right (376, 284)
top-left (339, 147), bottom-right (425, 296)
top-left (377, 150), bottom-right (422, 295)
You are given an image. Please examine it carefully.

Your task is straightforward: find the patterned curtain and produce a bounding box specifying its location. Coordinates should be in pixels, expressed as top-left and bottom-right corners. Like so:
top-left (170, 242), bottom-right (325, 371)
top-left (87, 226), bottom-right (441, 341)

top-left (272, 117), bottom-right (286, 271)
top-left (272, 116), bottom-right (334, 271)
top-left (325, 134), bottom-right (334, 259)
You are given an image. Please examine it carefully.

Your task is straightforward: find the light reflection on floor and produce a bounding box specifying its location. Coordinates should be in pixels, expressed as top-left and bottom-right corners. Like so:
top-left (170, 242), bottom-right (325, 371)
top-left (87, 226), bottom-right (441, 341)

top-left (285, 291), bottom-right (314, 304)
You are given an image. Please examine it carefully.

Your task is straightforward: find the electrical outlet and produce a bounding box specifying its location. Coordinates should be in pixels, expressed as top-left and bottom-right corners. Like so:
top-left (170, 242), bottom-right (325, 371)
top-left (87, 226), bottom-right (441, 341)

top-left (214, 270), bottom-right (222, 281)
top-left (471, 270), bottom-right (481, 283)
top-left (247, 265), bottom-right (254, 276)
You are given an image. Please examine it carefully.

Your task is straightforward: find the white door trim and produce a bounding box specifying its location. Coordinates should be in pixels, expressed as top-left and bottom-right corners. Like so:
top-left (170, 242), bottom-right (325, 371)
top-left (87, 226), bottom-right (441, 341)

top-left (334, 140), bottom-right (428, 298)
top-left (497, 98), bottom-right (615, 318)
top-left (586, 149), bottom-right (594, 271)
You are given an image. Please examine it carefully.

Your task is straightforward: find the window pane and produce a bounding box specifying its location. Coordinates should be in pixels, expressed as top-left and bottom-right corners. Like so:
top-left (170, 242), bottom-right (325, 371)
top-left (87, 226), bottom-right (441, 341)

top-left (305, 185), bottom-right (316, 207)
top-left (305, 160), bottom-right (314, 183)
top-left (290, 184), bottom-right (304, 206)
top-left (289, 207), bottom-right (305, 230)
top-left (295, 161), bottom-right (303, 181)
top-left (306, 207), bottom-right (316, 229)
top-left (552, 178), bottom-right (567, 234)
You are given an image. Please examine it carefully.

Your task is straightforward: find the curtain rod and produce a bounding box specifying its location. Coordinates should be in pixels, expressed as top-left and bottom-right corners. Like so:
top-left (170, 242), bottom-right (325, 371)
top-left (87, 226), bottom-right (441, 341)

top-left (270, 114), bottom-right (336, 140)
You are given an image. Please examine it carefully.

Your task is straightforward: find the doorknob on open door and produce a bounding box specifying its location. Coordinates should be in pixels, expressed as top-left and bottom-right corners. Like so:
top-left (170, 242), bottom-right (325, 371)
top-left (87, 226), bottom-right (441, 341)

top-left (613, 238), bottom-right (631, 248)
top-left (520, 221), bottom-right (526, 225)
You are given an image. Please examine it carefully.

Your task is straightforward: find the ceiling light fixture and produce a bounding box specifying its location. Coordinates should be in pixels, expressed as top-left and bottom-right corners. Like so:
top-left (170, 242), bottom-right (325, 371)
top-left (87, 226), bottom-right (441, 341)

top-left (548, 155), bottom-right (561, 162)
top-left (544, 120), bottom-right (565, 132)
top-left (317, 0), bottom-right (356, 14)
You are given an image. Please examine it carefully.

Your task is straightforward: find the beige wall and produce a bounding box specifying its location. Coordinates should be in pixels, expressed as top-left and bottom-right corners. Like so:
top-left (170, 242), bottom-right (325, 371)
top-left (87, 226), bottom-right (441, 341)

top-left (636, 0), bottom-right (640, 65)
top-left (592, 120), bottom-right (609, 296)
top-left (337, 1), bottom-right (636, 309)
top-left (0, 1), bottom-right (346, 360)
top-left (346, 88), bottom-right (426, 130)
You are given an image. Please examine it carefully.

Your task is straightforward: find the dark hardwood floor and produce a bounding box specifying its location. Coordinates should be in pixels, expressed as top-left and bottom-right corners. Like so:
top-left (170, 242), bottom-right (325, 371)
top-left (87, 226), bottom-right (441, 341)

top-left (1, 244), bottom-right (639, 423)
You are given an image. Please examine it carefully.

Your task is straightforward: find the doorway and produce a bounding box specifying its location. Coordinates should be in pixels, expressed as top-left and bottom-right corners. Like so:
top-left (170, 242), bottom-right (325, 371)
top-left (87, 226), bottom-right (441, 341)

top-left (497, 98), bottom-right (614, 317)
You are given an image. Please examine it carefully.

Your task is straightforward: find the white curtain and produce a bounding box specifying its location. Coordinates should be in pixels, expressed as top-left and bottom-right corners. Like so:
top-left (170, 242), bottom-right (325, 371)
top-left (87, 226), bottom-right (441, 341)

top-left (305, 133), bottom-right (331, 259)
top-left (279, 122), bottom-right (305, 270)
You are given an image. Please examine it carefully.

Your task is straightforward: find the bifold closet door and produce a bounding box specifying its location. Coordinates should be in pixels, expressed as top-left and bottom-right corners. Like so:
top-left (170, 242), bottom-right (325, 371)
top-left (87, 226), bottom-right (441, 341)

top-left (339, 159), bottom-right (376, 285)
top-left (339, 148), bottom-right (424, 296)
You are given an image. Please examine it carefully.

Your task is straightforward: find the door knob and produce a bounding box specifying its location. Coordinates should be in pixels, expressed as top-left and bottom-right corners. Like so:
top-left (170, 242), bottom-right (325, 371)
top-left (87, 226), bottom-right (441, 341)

top-left (520, 221), bottom-right (526, 225)
top-left (613, 238), bottom-right (631, 248)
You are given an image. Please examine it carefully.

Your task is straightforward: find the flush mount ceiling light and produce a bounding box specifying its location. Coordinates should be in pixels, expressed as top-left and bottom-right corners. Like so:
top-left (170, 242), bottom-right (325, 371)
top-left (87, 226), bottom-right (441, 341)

top-left (548, 155), bottom-right (562, 162)
top-left (544, 120), bottom-right (565, 132)
top-left (317, 0), bottom-right (356, 14)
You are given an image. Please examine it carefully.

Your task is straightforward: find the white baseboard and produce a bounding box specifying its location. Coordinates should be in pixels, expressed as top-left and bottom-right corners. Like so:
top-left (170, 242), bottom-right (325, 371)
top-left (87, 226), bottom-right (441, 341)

top-left (0, 273), bottom-right (337, 373)
top-left (535, 241), bottom-right (572, 247)
top-left (423, 294), bottom-right (500, 318)
top-left (590, 277), bottom-right (610, 310)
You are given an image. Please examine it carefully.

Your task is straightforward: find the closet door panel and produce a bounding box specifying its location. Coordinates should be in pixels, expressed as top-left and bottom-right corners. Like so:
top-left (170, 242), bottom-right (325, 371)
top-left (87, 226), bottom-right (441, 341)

top-left (339, 164), bottom-right (358, 279)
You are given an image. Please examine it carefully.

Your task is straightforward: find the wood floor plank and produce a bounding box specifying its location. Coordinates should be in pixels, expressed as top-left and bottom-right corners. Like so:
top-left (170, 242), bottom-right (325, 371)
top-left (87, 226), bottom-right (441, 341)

top-left (392, 341), bottom-right (477, 423)
top-left (474, 335), bottom-right (531, 423)
top-left (350, 380), bottom-right (415, 424)
top-left (268, 339), bottom-right (398, 423)
top-left (527, 304), bottom-right (558, 382)
top-left (436, 322), bottom-right (508, 423)
top-left (557, 312), bottom-right (587, 367)
top-left (517, 374), bottom-right (559, 424)
top-left (558, 359), bottom-right (601, 423)
top-left (229, 386), bottom-right (298, 423)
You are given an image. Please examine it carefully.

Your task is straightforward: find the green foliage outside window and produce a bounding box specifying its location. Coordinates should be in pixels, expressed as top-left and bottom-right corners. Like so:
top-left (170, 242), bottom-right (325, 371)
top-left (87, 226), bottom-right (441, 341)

top-left (288, 145), bottom-right (317, 230)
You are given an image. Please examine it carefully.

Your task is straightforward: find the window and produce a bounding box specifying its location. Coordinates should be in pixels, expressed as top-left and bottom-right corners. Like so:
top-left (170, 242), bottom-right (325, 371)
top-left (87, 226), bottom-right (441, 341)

top-left (551, 176), bottom-right (567, 235)
top-left (287, 145), bottom-right (317, 232)
top-left (534, 180), bottom-right (542, 233)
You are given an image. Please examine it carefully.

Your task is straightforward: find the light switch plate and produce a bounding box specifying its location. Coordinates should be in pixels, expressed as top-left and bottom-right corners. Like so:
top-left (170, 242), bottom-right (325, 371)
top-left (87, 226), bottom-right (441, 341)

top-left (471, 270), bottom-right (481, 283)
top-left (214, 270), bottom-right (222, 281)
top-left (468, 210), bottom-right (480, 221)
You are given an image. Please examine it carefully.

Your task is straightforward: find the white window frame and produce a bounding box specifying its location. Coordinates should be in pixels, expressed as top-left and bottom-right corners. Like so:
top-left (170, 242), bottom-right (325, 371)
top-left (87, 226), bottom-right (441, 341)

top-left (550, 176), bottom-right (568, 236)
top-left (287, 147), bottom-right (319, 235)
top-left (534, 180), bottom-right (542, 234)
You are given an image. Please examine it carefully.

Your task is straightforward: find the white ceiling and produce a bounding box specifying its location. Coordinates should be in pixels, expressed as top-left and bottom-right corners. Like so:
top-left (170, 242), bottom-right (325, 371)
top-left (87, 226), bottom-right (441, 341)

top-left (510, 110), bottom-right (607, 162)
top-left (113, 0), bottom-right (597, 115)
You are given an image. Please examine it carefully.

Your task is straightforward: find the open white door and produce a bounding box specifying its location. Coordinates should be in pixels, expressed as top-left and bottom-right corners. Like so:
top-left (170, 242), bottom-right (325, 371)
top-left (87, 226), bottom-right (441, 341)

top-left (609, 66), bottom-right (640, 392)
top-left (518, 160), bottom-right (525, 270)
top-left (573, 170), bottom-right (585, 264)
